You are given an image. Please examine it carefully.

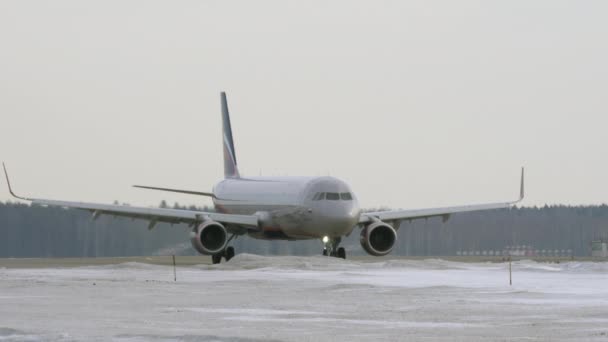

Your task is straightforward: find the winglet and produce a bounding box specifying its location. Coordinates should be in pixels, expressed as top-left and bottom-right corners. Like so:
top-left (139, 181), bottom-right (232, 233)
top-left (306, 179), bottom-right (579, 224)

top-left (518, 167), bottom-right (525, 202)
top-left (2, 163), bottom-right (29, 201)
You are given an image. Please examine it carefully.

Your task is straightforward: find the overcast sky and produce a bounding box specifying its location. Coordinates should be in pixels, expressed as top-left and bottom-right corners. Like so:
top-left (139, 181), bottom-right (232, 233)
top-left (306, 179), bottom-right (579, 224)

top-left (0, 1), bottom-right (606, 209)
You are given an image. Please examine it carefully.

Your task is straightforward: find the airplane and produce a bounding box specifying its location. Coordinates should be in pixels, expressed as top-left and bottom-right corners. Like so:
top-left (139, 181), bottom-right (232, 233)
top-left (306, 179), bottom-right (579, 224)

top-left (3, 92), bottom-right (524, 264)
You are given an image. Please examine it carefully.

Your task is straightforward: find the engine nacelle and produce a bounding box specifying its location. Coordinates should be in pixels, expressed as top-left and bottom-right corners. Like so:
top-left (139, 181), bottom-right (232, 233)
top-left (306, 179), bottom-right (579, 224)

top-left (190, 221), bottom-right (228, 255)
top-left (360, 221), bottom-right (397, 256)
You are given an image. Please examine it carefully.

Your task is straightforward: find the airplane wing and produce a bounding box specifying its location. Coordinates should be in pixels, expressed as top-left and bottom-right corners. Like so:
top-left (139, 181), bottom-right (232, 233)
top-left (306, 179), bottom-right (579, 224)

top-left (2, 164), bottom-right (259, 231)
top-left (359, 168), bottom-right (524, 226)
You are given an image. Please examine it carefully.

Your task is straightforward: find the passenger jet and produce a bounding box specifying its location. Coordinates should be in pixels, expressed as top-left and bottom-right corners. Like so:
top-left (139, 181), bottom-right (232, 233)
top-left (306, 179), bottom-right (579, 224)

top-left (3, 92), bottom-right (524, 263)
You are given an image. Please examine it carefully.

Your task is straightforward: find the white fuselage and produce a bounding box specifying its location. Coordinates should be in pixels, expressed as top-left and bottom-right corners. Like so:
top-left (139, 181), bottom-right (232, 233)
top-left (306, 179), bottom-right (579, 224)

top-left (212, 176), bottom-right (361, 240)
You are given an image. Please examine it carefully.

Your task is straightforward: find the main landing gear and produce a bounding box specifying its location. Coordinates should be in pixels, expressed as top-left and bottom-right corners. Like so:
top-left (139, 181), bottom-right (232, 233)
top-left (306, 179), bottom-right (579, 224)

top-left (211, 246), bottom-right (235, 264)
top-left (322, 236), bottom-right (346, 259)
top-left (212, 235), bottom-right (237, 264)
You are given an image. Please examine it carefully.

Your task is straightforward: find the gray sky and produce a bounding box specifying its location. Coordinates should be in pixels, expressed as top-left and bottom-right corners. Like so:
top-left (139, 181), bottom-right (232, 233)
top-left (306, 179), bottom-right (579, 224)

top-left (1, 1), bottom-right (607, 209)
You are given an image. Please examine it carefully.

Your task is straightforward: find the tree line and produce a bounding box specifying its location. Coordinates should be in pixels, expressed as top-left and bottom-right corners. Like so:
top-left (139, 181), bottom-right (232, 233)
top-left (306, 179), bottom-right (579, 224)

top-left (1, 201), bottom-right (607, 257)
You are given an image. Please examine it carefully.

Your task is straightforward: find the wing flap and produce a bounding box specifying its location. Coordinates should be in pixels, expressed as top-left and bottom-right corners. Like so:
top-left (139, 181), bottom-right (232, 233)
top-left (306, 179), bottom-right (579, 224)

top-left (3, 163), bottom-right (258, 228)
top-left (360, 168), bottom-right (524, 224)
top-left (31, 198), bottom-right (259, 227)
top-left (360, 201), bottom-right (517, 224)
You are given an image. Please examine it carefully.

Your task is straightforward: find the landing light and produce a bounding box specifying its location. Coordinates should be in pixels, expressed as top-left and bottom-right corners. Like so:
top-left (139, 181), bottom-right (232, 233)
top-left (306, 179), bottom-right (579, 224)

top-left (322, 236), bottom-right (329, 244)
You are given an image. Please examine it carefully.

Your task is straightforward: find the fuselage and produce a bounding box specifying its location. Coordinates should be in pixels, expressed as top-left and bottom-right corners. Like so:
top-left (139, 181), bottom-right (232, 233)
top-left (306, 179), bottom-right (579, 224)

top-left (212, 176), bottom-right (361, 240)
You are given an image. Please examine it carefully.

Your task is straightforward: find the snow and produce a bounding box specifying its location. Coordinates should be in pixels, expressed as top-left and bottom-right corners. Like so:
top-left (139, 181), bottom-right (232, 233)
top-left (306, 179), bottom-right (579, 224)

top-left (1, 255), bottom-right (608, 341)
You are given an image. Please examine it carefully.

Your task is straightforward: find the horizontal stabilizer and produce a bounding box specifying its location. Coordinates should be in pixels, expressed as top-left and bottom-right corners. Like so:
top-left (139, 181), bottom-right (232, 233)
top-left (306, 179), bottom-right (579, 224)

top-left (133, 185), bottom-right (216, 198)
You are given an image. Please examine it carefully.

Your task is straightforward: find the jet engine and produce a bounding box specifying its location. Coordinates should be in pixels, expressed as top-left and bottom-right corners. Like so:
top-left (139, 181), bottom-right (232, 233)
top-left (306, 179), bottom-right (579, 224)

top-left (360, 221), bottom-right (397, 256)
top-left (190, 221), bottom-right (228, 255)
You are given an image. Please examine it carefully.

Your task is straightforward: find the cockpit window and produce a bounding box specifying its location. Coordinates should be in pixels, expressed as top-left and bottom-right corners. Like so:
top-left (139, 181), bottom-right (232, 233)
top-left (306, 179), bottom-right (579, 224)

top-left (340, 192), bottom-right (353, 200)
top-left (313, 192), bottom-right (352, 201)
top-left (326, 192), bottom-right (340, 200)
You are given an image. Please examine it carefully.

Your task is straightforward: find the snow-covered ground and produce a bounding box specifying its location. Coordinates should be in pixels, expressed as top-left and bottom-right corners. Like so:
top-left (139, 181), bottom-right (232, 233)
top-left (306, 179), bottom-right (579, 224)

top-left (1, 255), bottom-right (608, 341)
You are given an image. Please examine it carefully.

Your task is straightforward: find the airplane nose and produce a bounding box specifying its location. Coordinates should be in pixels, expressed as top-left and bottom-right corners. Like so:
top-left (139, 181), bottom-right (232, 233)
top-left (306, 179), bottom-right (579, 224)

top-left (325, 203), bottom-right (360, 234)
top-left (344, 205), bottom-right (360, 223)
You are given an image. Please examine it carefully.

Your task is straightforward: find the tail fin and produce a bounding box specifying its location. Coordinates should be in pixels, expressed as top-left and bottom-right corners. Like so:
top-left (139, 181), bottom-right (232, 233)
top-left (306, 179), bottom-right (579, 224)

top-left (221, 92), bottom-right (240, 178)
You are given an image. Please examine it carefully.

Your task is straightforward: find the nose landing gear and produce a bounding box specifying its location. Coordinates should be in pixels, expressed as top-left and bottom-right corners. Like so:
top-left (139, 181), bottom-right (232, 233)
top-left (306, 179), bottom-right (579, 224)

top-left (322, 237), bottom-right (346, 259)
top-left (336, 247), bottom-right (346, 259)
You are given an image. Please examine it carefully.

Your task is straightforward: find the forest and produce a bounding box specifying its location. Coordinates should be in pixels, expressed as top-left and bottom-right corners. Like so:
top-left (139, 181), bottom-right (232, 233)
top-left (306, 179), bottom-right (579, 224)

top-left (1, 201), bottom-right (607, 257)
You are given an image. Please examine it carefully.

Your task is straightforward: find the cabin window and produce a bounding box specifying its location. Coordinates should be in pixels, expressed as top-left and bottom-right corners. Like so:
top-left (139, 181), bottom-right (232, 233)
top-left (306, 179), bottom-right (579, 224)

top-left (340, 192), bottom-right (353, 200)
top-left (326, 192), bottom-right (340, 200)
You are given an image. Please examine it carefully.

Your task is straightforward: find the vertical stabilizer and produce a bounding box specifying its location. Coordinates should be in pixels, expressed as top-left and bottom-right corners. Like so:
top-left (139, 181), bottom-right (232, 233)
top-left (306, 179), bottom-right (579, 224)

top-left (221, 92), bottom-right (240, 178)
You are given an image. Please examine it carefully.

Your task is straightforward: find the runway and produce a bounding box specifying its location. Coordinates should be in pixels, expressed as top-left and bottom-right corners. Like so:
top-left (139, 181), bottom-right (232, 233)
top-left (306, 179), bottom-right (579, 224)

top-left (1, 255), bottom-right (607, 341)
